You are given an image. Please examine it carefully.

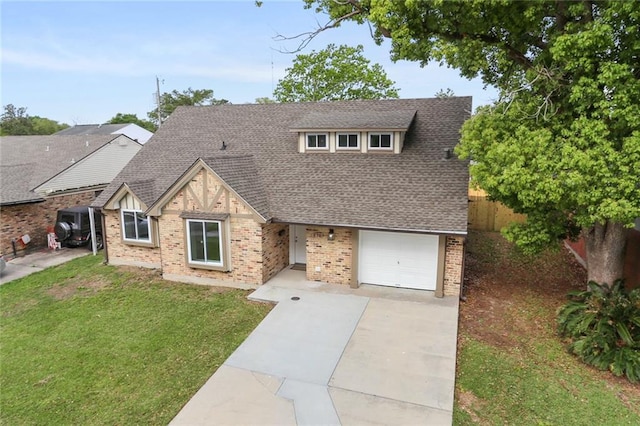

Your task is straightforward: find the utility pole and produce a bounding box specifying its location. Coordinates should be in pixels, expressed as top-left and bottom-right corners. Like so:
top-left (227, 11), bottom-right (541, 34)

top-left (155, 76), bottom-right (163, 127)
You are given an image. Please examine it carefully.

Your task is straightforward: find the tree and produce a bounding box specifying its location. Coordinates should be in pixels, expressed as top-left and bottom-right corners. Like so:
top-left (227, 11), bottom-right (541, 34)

top-left (107, 113), bottom-right (157, 132)
top-left (305, 1), bottom-right (640, 285)
top-left (434, 88), bottom-right (455, 98)
top-left (1, 104), bottom-right (68, 135)
top-left (148, 88), bottom-right (229, 125)
top-left (273, 44), bottom-right (399, 102)
top-left (30, 116), bottom-right (69, 135)
top-left (1, 104), bottom-right (31, 135)
top-left (255, 97), bottom-right (276, 104)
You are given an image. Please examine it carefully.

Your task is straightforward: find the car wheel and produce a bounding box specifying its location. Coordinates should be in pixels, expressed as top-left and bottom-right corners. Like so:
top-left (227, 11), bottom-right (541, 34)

top-left (88, 234), bottom-right (104, 251)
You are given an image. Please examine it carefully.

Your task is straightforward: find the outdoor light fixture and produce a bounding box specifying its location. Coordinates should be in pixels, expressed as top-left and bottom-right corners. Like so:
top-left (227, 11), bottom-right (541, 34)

top-left (328, 229), bottom-right (335, 241)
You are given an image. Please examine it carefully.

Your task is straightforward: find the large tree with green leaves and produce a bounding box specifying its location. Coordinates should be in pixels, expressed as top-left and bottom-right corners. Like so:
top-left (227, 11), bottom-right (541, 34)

top-left (0, 104), bottom-right (68, 136)
top-left (148, 88), bottom-right (229, 126)
top-left (305, 1), bottom-right (640, 285)
top-left (107, 113), bottom-right (157, 132)
top-left (274, 43), bottom-right (399, 102)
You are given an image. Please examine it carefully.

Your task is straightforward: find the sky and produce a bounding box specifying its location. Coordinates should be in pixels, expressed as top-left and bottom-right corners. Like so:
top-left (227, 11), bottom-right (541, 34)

top-left (1, 1), bottom-right (499, 126)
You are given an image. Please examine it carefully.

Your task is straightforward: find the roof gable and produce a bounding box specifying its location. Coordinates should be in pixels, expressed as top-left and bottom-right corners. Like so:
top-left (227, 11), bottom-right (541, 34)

top-left (103, 181), bottom-right (152, 211)
top-left (201, 156), bottom-right (269, 220)
top-left (146, 157), bottom-right (268, 222)
top-left (33, 135), bottom-right (141, 195)
top-left (0, 134), bottom-right (119, 205)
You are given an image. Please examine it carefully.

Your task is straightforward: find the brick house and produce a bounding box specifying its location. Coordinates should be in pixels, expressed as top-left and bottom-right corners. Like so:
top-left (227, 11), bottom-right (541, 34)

top-left (0, 134), bottom-right (142, 256)
top-left (94, 98), bottom-right (470, 297)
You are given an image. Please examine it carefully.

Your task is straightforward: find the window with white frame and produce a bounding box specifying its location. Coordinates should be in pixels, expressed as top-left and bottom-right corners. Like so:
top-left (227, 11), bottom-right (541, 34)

top-left (186, 219), bottom-right (223, 266)
top-left (337, 133), bottom-right (360, 149)
top-left (122, 210), bottom-right (150, 242)
top-left (306, 133), bottom-right (328, 149)
top-left (368, 133), bottom-right (393, 150)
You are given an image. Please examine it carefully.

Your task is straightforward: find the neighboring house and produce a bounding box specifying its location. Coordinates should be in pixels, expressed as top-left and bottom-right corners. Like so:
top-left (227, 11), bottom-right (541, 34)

top-left (94, 98), bottom-right (470, 297)
top-left (0, 135), bottom-right (142, 256)
top-left (55, 123), bottom-right (153, 144)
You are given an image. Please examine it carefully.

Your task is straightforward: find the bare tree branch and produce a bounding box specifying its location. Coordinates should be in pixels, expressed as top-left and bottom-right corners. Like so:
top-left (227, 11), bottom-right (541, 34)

top-left (273, 8), bottom-right (363, 53)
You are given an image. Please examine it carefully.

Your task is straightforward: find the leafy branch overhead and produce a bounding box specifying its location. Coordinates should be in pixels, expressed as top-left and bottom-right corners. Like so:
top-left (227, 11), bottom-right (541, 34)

top-left (274, 44), bottom-right (399, 102)
top-left (305, 0), bottom-right (640, 286)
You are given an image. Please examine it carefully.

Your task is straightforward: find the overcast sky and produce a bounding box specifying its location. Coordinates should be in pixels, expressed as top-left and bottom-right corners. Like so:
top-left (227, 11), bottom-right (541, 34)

top-left (1, 1), bottom-right (499, 125)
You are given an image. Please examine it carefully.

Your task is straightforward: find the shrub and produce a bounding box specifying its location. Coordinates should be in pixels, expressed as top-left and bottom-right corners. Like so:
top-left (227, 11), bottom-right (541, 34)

top-left (557, 280), bottom-right (640, 383)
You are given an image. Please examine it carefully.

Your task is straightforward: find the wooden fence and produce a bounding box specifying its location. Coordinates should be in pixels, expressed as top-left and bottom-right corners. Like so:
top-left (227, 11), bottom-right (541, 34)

top-left (468, 188), bottom-right (527, 232)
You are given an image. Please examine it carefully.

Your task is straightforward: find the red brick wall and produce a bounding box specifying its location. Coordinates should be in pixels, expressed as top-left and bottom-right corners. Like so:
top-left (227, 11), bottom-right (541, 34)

top-left (0, 191), bottom-right (96, 257)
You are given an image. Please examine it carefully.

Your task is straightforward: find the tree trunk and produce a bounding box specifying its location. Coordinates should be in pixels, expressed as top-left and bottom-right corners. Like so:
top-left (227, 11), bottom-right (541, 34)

top-left (583, 221), bottom-right (628, 286)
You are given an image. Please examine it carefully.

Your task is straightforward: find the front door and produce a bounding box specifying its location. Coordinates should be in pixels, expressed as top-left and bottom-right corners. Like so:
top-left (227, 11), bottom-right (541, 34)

top-left (293, 225), bottom-right (307, 264)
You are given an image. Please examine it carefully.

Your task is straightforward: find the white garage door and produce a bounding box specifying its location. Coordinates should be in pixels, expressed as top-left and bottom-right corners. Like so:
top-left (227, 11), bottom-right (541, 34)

top-left (359, 231), bottom-right (439, 290)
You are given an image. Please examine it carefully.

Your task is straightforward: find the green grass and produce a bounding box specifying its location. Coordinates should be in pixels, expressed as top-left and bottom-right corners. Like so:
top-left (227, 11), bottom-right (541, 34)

top-left (453, 335), bottom-right (640, 425)
top-left (0, 255), bottom-right (272, 424)
top-left (454, 231), bottom-right (640, 425)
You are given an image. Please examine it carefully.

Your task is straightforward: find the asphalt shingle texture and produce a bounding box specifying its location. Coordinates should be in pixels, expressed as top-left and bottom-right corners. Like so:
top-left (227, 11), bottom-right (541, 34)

top-left (1, 135), bottom-right (118, 205)
top-left (290, 109), bottom-right (417, 130)
top-left (54, 124), bottom-right (130, 136)
top-left (94, 98), bottom-right (471, 234)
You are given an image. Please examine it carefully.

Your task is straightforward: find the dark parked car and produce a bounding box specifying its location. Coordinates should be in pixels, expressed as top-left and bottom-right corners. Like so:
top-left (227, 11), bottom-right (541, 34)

top-left (54, 206), bottom-right (103, 250)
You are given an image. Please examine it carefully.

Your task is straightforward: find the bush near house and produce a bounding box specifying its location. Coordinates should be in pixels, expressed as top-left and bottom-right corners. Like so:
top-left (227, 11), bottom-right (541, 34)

top-left (557, 280), bottom-right (640, 383)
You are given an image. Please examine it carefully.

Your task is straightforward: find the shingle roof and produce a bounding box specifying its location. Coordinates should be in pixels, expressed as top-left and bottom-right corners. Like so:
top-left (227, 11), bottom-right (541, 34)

top-left (202, 156), bottom-right (269, 220)
top-left (95, 97), bottom-right (471, 234)
top-left (1, 135), bottom-right (118, 205)
top-left (54, 124), bottom-right (130, 136)
top-left (125, 179), bottom-right (155, 208)
top-left (290, 110), bottom-right (417, 130)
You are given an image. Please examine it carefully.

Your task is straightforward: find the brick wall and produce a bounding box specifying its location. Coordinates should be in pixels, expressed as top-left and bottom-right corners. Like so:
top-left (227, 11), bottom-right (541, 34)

top-left (156, 167), bottom-right (267, 286)
top-left (104, 210), bottom-right (162, 268)
top-left (0, 191), bottom-right (96, 257)
top-left (306, 226), bottom-right (353, 285)
top-left (261, 223), bottom-right (289, 283)
top-left (444, 236), bottom-right (464, 296)
top-left (159, 214), bottom-right (264, 286)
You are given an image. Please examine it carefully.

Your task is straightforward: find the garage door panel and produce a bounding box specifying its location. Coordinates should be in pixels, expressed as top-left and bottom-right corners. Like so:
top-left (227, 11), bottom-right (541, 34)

top-left (359, 231), bottom-right (438, 291)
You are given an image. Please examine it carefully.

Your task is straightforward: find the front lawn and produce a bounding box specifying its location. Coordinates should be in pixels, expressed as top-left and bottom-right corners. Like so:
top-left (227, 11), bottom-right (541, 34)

top-left (0, 255), bottom-right (272, 424)
top-left (454, 231), bottom-right (640, 424)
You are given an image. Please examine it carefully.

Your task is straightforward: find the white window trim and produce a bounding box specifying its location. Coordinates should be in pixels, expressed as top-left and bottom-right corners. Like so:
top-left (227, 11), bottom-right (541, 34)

top-left (336, 132), bottom-right (360, 150)
top-left (306, 133), bottom-right (329, 150)
top-left (121, 209), bottom-right (151, 243)
top-left (368, 133), bottom-right (394, 150)
top-left (186, 219), bottom-right (224, 267)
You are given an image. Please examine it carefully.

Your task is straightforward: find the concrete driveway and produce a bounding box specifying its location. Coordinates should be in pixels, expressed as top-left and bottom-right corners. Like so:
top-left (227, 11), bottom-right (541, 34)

top-left (171, 270), bottom-right (459, 425)
top-left (0, 248), bottom-right (91, 285)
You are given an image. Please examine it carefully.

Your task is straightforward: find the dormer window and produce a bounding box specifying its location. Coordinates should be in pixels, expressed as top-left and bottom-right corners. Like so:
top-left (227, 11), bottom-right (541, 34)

top-left (306, 133), bottom-right (328, 150)
top-left (292, 110), bottom-right (415, 154)
top-left (369, 133), bottom-right (393, 150)
top-left (337, 133), bottom-right (360, 150)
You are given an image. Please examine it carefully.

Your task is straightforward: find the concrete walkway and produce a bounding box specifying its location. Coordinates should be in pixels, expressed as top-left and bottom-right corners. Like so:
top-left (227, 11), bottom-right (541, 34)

top-left (0, 248), bottom-right (91, 285)
top-left (171, 269), bottom-right (459, 425)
